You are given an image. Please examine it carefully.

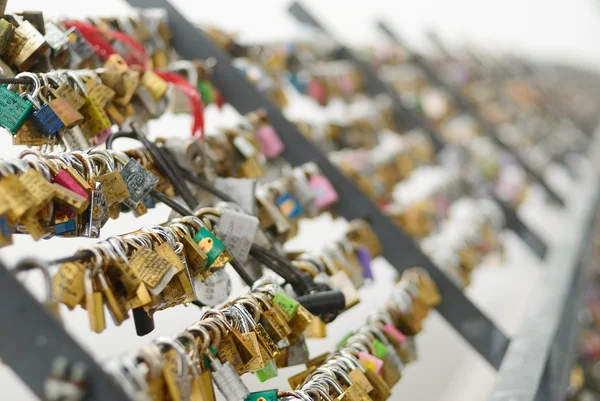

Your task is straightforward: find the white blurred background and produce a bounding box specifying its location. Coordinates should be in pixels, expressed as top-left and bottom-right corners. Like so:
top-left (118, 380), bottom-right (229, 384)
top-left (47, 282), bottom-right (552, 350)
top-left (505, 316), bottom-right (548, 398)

top-left (0, 0), bottom-right (599, 400)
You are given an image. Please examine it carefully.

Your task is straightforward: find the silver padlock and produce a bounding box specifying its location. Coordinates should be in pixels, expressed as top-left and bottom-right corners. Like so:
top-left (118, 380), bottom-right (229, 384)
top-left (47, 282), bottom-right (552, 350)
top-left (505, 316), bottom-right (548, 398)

top-left (207, 353), bottom-right (249, 401)
top-left (44, 20), bottom-right (70, 52)
top-left (80, 190), bottom-right (107, 238)
top-left (213, 178), bottom-right (257, 215)
top-left (286, 335), bottom-right (309, 366)
top-left (193, 268), bottom-right (232, 307)
top-left (135, 86), bottom-right (159, 116)
top-left (67, 28), bottom-right (96, 68)
top-left (119, 159), bottom-right (159, 208)
top-left (215, 208), bottom-right (259, 263)
top-left (324, 245), bottom-right (363, 289)
top-left (162, 136), bottom-right (205, 173)
top-left (166, 60), bottom-right (197, 114)
top-left (60, 127), bottom-right (90, 151)
top-left (291, 167), bottom-right (317, 217)
top-left (120, 357), bottom-right (152, 401)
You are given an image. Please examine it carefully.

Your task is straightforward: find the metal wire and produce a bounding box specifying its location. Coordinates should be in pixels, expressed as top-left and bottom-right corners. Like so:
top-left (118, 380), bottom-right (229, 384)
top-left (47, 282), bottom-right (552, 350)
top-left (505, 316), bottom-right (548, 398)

top-left (0, 77), bottom-right (34, 85)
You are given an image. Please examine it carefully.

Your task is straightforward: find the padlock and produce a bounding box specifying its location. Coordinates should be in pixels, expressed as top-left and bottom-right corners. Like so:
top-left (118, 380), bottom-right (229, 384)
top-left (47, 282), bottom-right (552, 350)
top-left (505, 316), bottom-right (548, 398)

top-left (0, 215), bottom-right (12, 247)
top-left (66, 28), bottom-right (96, 68)
top-left (206, 352), bottom-right (250, 401)
top-left (272, 292), bottom-right (300, 320)
top-left (28, 90), bottom-right (65, 138)
top-left (255, 359), bottom-right (278, 383)
top-left (141, 69), bottom-right (169, 101)
top-left (93, 127), bottom-right (113, 145)
top-left (246, 389), bottom-right (278, 401)
top-left (275, 192), bottom-right (302, 220)
top-left (303, 163), bottom-right (338, 211)
top-left (84, 269), bottom-right (106, 333)
top-left (157, 344), bottom-right (191, 401)
top-left (161, 136), bottom-right (205, 173)
top-left (305, 316), bottom-right (327, 339)
top-left (103, 55), bottom-right (140, 104)
top-left (104, 102), bottom-right (127, 126)
top-left (46, 87), bottom-right (84, 128)
top-left (53, 82), bottom-right (86, 111)
top-left (286, 336), bottom-right (310, 366)
top-left (192, 268), bottom-right (231, 306)
top-left (166, 60), bottom-right (198, 113)
top-left (3, 26), bottom-right (26, 65)
top-left (17, 12), bottom-right (45, 34)
top-left (54, 217), bottom-right (77, 235)
top-left (44, 20), bottom-right (70, 52)
top-left (80, 189), bottom-right (107, 238)
top-left (10, 17), bottom-right (49, 71)
top-left (60, 127), bottom-right (90, 151)
top-left (0, 18), bottom-right (15, 55)
top-left (134, 85), bottom-right (159, 116)
top-left (79, 97), bottom-right (112, 139)
top-left (346, 220), bottom-right (382, 258)
top-left (83, 75), bottom-right (116, 108)
top-left (0, 78), bottom-right (36, 134)
top-left (215, 208), bottom-right (259, 263)
top-left (254, 124), bottom-right (284, 160)
top-left (119, 159), bottom-right (159, 207)
top-left (193, 227), bottom-right (232, 269)
top-left (13, 120), bottom-right (46, 146)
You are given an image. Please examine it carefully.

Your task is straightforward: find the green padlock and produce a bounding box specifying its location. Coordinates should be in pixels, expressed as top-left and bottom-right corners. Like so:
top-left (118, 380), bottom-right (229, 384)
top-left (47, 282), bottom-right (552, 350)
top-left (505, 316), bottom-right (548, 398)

top-left (373, 339), bottom-right (389, 359)
top-left (202, 345), bottom-right (219, 369)
top-left (272, 292), bottom-right (299, 318)
top-left (0, 84), bottom-right (34, 134)
top-left (197, 80), bottom-right (215, 105)
top-left (245, 388), bottom-right (279, 401)
top-left (254, 360), bottom-right (279, 383)
top-left (193, 227), bottom-right (230, 268)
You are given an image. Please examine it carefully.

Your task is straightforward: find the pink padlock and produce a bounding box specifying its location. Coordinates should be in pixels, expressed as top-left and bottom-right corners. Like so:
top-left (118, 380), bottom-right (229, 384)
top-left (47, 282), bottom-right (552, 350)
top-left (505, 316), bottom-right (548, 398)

top-left (358, 351), bottom-right (384, 375)
top-left (93, 128), bottom-right (113, 146)
top-left (307, 79), bottom-right (328, 105)
top-left (53, 170), bottom-right (89, 200)
top-left (382, 324), bottom-right (407, 344)
top-left (256, 124), bottom-right (284, 159)
top-left (435, 193), bottom-right (450, 218)
top-left (338, 75), bottom-right (355, 96)
top-left (309, 174), bottom-right (338, 210)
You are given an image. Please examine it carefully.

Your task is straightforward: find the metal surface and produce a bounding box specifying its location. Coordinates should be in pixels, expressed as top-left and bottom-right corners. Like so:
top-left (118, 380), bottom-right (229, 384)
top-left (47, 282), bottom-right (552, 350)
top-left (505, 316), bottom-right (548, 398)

top-left (288, 4), bottom-right (550, 258)
top-left (492, 196), bottom-right (547, 260)
top-left (0, 261), bottom-right (131, 401)
top-left (125, 0), bottom-right (509, 368)
top-left (488, 169), bottom-right (599, 400)
top-left (534, 185), bottom-right (599, 401)
top-left (375, 21), bottom-right (565, 206)
top-left (534, 254), bottom-right (585, 401)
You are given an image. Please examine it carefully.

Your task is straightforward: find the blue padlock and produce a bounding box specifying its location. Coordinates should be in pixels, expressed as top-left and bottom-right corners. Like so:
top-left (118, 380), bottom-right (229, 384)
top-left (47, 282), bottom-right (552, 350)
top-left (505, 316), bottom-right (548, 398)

top-left (29, 94), bottom-right (65, 138)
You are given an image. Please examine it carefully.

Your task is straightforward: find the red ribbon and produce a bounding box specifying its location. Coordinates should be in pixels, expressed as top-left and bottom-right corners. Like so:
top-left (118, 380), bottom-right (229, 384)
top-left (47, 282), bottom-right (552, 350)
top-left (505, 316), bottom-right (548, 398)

top-left (63, 20), bottom-right (205, 137)
top-left (214, 87), bottom-right (225, 109)
top-left (154, 71), bottom-right (205, 138)
top-left (63, 20), bottom-right (116, 62)
top-left (107, 30), bottom-right (149, 67)
top-left (63, 21), bottom-right (148, 67)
